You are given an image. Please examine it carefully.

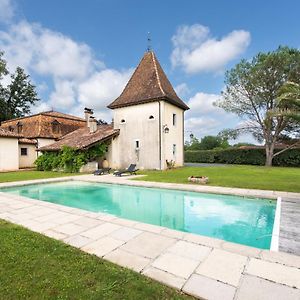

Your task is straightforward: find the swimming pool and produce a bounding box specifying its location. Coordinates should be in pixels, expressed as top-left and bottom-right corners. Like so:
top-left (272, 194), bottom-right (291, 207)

top-left (1, 181), bottom-right (276, 249)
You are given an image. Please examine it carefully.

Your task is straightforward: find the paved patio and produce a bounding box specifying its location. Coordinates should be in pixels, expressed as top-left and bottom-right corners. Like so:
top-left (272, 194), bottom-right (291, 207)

top-left (0, 175), bottom-right (300, 300)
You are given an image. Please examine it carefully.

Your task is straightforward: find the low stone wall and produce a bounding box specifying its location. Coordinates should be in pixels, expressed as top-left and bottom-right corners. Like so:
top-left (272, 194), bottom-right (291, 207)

top-left (80, 161), bottom-right (98, 173)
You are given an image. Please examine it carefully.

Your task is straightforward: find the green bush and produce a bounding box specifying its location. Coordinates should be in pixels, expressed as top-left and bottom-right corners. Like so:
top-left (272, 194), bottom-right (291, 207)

top-left (185, 148), bottom-right (300, 167)
top-left (35, 144), bottom-right (107, 172)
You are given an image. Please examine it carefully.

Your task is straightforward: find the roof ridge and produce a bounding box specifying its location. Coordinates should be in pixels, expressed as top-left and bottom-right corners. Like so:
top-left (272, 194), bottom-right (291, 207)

top-left (151, 51), bottom-right (165, 96)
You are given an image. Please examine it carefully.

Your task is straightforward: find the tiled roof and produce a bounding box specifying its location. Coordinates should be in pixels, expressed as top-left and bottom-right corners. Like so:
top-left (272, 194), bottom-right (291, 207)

top-left (18, 138), bottom-right (37, 145)
top-left (39, 125), bottom-right (119, 151)
top-left (107, 51), bottom-right (189, 110)
top-left (1, 111), bottom-right (86, 139)
top-left (1, 111), bottom-right (85, 124)
top-left (0, 128), bottom-right (20, 138)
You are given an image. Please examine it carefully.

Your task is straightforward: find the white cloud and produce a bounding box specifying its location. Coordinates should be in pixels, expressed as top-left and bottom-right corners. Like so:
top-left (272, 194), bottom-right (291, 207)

top-left (30, 101), bottom-right (52, 114)
top-left (0, 20), bottom-right (132, 121)
top-left (0, 21), bottom-right (103, 78)
top-left (187, 92), bottom-right (223, 116)
top-left (175, 83), bottom-right (190, 98)
top-left (185, 116), bottom-right (221, 137)
top-left (184, 91), bottom-right (237, 139)
top-left (0, 0), bottom-right (14, 23)
top-left (49, 80), bottom-right (76, 109)
top-left (78, 68), bottom-right (133, 110)
top-left (171, 24), bottom-right (250, 74)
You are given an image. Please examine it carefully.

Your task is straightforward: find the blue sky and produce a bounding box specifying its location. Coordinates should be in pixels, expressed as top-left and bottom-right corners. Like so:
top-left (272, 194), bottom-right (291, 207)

top-left (1, 0), bottom-right (300, 142)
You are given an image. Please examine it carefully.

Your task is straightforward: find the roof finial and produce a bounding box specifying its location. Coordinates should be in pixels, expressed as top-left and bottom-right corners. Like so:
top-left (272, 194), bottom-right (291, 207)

top-left (147, 32), bottom-right (151, 52)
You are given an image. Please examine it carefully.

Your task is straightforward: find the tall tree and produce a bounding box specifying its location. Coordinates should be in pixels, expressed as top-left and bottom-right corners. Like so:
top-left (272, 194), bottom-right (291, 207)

top-left (0, 52), bottom-right (9, 119)
top-left (216, 47), bottom-right (300, 166)
top-left (1, 66), bottom-right (39, 122)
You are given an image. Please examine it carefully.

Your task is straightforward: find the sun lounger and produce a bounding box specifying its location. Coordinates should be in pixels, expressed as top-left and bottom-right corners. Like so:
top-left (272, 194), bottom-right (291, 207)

top-left (113, 164), bottom-right (139, 176)
top-left (93, 168), bottom-right (111, 175)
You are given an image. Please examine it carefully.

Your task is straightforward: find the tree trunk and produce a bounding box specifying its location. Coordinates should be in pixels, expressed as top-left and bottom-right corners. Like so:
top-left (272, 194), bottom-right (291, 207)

top-left (265, 144), bottom-right (274, 166)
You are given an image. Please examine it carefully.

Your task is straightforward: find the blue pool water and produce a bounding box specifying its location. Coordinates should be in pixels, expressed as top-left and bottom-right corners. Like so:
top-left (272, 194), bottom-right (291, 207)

top-left (1, 181), bottom-right (276, 249)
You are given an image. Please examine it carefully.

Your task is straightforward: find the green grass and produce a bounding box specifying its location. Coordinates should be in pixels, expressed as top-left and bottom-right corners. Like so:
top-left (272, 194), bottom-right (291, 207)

top-left (0, 220), bottom-right (191, 300)
top-left (136, 165), bottom-right (300, 193)
top-left (0, 170), bottom-right (78, 183)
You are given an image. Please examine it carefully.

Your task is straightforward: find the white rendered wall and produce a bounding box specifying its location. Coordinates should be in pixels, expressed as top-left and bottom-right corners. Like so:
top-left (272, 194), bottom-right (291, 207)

top-left (19, 144), bottom-right (37, 168)
top-left (36, 138), bottom-right (56, 156)
top-left (160, 101), bottom-right (184, 169)
top-left (110, 102), bottom-right (160, 170)
top-left (108, 101), bottom-right (185, 170)
top-left (37, 138), bottom-right (56, 148)
top-left (0, 138), bottom-right (19, 171)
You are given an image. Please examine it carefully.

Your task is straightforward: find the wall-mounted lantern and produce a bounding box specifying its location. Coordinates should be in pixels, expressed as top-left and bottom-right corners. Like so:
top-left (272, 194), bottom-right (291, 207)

top-left (163, 124), bottom-right (169, 134)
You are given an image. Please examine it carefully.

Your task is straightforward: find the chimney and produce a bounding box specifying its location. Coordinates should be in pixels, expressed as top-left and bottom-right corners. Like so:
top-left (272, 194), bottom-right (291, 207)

top-left (84, 107), bottom-right (93, 128)
top-left (89, 116), bottom-right (97, 133)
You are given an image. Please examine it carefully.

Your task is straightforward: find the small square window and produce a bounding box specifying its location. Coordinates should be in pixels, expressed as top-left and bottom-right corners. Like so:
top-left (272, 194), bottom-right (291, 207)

top-left (172, 114), bottom-right (176, 126)
top-left (21, 148), bottom-right (28, 156)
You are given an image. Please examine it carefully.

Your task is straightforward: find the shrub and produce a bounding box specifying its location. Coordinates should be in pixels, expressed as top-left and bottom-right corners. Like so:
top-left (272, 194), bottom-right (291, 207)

top-left (185, 148), bottom-right (300, 167)
top-left (35, 144), bottom-right (107, 172)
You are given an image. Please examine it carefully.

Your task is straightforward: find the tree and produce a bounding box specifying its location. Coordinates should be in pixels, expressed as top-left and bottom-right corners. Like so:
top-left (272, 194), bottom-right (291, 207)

top-left (1, 67), bottom-right (39, 121)
top-left (185, 134), bottom-right (229, 150)
top-left (185, 134), bottom-right (201, 150)
top-left (216, 46), bottom-right (300, 166)
top-left (200, 135), bottom-right (229, 150)
top-left (277, 81), bottom-right (300, 122)
top-left (97, 119), bottom-right (108, 125)
top-left (0, 51), bottom-right (40, 122)
top-left (0, 52), bottom-right (9, 118)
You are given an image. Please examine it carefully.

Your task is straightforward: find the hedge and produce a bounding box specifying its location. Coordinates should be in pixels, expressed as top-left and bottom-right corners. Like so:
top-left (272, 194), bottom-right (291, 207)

top-left (185, 148), bottom-right (300, 167)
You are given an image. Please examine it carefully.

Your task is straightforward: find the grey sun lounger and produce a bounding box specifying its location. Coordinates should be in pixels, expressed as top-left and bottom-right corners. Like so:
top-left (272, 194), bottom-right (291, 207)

top-left (93, 168), bottom-right (111, 175)
top-left (113, 164), bottom-right (139, 176)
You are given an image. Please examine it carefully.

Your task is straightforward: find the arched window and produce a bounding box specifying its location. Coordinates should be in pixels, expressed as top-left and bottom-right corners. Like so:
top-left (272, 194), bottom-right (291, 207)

top-left (149, 115), bottom-right (154, 120)
top-left (52, 120), bottom-right (60, 134)
top-left (9, 126), bottom-right (14, 132)
top-left (17, 122), bottom-right (23, 134)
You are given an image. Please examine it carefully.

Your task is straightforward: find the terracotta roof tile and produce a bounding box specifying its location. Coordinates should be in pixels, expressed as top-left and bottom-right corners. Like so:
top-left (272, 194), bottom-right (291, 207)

top-left (1, 111), bottom-right (86, 139)
top-left (1, 110), bottom-right (85, 124)
top-left (39, 125), bottom-right (119, 151)
top-left (18, 138), bottom-right (37, 144)
top-left (107, 51), bottom-right (189, 110)
top-left (0, 128), bottom-right (20, 138)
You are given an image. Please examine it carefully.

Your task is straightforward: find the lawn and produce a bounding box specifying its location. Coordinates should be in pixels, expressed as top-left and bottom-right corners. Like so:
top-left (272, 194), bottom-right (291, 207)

top-left (137, 165), bottom-right (300, 193)
top-left (0, 170), bottom-right (77, 183)
top-left (0, 220), bottom-right (191, 300)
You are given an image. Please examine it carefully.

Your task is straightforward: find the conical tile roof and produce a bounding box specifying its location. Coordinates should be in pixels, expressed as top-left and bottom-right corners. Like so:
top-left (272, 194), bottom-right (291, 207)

top-left (107, 51), bottom-right (189, 110)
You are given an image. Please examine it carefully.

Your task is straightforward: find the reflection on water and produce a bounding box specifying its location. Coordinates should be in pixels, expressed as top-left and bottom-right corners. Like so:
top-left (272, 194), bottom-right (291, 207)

top-left (2, 181), bottom-right (276, 249)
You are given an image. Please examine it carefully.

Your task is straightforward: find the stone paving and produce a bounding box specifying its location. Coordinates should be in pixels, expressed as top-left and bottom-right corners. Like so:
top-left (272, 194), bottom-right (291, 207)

top-left (0, 175), bottom-right (300, 300)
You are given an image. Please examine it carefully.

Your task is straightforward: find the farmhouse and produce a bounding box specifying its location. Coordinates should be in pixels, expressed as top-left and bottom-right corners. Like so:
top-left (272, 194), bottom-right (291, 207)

top-left (0, 50), bottom-right (189, 171)
top-left (0, 111), bottom-right (86, 171)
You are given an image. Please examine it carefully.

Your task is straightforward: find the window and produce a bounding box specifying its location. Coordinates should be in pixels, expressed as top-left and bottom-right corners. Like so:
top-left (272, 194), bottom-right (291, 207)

top-left (120, 119), bottom-right (126, 124)
top-left (21, 148), bottom-right (28, 156)
top-left (173, 144), bottom-right (176, 155)
top-left (9, 126), bottom-right (14, 132)
top-left (135, 140), bottom-right (140, 149)
top-left (172, 114), bottom-right (177, 126)
top-left (149, 115), bottom-right (154, 120)
top-left (17, 122), bottom-right (23, 133)
top-left (52, 120), bottom-right (60, 134)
